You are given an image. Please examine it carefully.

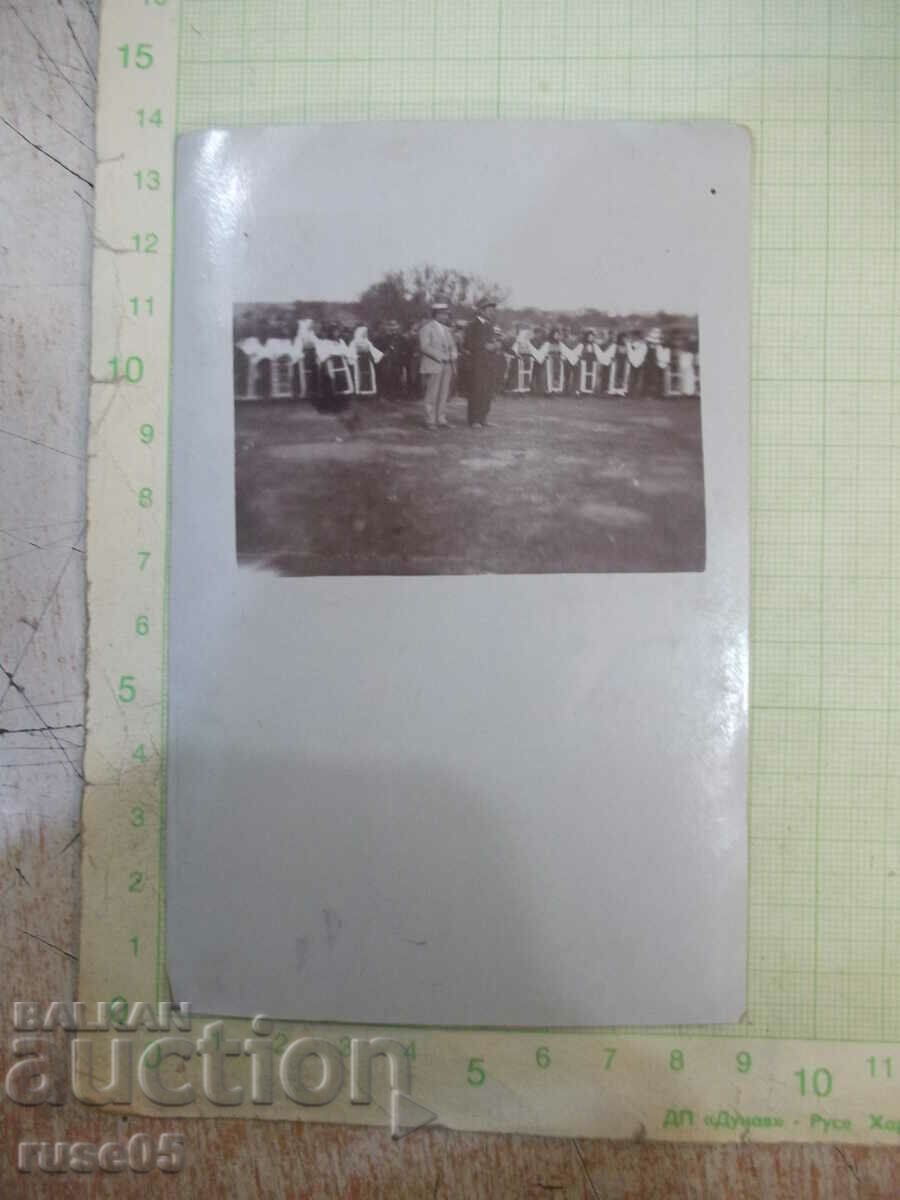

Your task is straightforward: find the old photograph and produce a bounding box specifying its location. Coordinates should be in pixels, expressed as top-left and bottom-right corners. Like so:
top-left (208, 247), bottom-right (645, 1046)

top-left (169, 123), bottom-right (749, 1026)
top-left (229, 123), bottom-right (712, 578)
top-left (234, 297), bottom-right (703, 575)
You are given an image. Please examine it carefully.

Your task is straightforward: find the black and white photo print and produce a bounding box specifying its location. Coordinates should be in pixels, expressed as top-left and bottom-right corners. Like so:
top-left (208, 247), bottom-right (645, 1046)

top-left (233, 296), bottom-right (704, 575)
top-left (167, 122), bottom-right (750, 1027)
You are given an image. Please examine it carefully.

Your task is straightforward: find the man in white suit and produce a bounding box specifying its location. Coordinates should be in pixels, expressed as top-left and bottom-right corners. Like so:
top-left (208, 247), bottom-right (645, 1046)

top-left (418, 301), bottom-right (458, 429)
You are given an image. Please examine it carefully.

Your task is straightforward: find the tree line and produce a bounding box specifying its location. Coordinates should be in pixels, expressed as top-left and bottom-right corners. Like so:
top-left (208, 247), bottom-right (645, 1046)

top-left (233, 264), bottom-right (696, 342)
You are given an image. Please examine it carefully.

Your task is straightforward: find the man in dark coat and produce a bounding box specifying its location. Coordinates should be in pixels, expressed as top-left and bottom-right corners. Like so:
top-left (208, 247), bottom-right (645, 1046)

top-left (464, 298), bottom-right (498, 427)
top-left (378, 319), bottom-right (406, 400)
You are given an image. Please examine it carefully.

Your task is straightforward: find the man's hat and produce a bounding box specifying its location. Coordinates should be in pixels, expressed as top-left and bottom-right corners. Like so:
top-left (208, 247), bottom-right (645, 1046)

top-left (477, 298), bottom-right (497, 310)
top-left (431, 300), bottom-right (449, 311)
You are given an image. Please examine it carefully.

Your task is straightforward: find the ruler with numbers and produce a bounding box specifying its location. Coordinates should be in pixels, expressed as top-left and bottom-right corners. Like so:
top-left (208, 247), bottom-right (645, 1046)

top-left (80, 0), bottom-right (900, 1143)
top-left (82, 0), bottom-right (176, 1022)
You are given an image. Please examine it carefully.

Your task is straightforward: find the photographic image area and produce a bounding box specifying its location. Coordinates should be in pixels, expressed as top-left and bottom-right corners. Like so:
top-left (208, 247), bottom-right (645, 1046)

top-left (229, 123), bottom-right (717, 579)
top-left (234, 297), bottom-right (703, 576)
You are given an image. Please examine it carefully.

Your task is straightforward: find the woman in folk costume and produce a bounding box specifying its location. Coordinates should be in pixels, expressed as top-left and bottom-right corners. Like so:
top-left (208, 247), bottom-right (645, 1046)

top-left (644, 327), bottom-right (667, 400)
top-left (291, 318), bottom-right (318, 401)
top-left (607, 331), bottom-right (629, 396)
top-left (562, 329), bottom-right (579, 394)
top-left (234, 334), bottom-right (267, 400)
top-left (535, 327), bottom-right (570, 396)
top-left (349, 325), bottom-right (384, 398)
top-left (570, 329), bottom-right (602, 396)
top-left (511, 326), bottom-right (537, 394)
top-left (298, 319), bottom-right (321, 405)
top-left (592, 329), bottom-right (617, 395)
top-left (676, 338), bottom-right (698, 396)
top-left (623, 328), bottom-right (649, 399)
top-left (654, 340), bottom-right (673, 398)
top-left (262, 331), bottom-right (301, 401)
top-left (665, 334), bottom-right (682, 394)
top-left (315, 322), bottom-right (356, 411)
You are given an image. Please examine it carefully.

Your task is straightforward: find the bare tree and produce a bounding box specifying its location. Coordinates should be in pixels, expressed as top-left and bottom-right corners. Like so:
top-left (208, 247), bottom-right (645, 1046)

top-left (359, 265), bottom-right (510, 323)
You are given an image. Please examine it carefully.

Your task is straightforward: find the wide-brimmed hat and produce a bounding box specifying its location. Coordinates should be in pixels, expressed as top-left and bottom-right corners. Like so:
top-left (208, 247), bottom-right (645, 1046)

top-left (476, 298), bottom-right (498, 311)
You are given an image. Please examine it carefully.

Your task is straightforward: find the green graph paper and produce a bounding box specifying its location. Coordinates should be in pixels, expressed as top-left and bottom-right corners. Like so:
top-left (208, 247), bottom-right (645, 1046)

top-left (80, 4), bottom-right (900, 1138)
top-left (74, 0), bottom-right (900, 1143)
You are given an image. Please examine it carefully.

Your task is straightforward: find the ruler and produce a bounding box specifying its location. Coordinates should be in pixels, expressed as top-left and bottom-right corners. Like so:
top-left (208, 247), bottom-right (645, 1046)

top-left (82, 0), bottom-right (177, 1016)
top-left (80, 0), bottom-right (900, 1144)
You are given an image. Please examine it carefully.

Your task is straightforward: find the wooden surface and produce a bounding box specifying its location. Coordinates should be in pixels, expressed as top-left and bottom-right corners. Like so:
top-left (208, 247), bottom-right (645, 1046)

top-left (1, 1), bottom-right (899, 1195)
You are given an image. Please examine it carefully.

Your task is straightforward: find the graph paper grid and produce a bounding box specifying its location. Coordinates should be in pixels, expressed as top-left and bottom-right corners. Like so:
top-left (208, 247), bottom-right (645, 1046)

top-left (168, 0), bottom-right (899, 1045)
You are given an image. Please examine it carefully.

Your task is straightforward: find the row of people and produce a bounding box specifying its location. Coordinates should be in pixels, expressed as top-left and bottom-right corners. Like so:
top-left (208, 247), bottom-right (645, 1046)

top-left (234, 317), bottom-right (699, 406)
top-left (235, 320), bottom-right (386, 409)
top-left (503, 327), bottom-right (699, 398)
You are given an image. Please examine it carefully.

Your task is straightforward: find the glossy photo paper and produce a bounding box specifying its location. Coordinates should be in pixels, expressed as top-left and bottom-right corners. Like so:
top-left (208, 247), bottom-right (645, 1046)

top-left (167, 122), bottom-right (750, 1026)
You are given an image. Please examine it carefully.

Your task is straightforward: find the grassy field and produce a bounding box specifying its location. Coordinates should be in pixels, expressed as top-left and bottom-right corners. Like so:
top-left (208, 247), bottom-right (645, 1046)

top-left (234, 393), bottom-right (706, 576)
